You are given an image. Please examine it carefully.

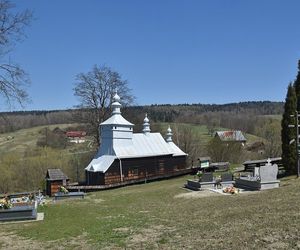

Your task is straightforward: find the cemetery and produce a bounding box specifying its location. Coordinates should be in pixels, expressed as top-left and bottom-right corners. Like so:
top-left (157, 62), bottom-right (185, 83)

top-left (185, 158), bottom-right (280, 193)
top-left (1, 174), bottom-right (298, 249)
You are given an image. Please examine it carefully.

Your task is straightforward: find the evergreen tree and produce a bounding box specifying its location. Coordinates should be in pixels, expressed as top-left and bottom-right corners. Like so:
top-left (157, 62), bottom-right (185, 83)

top-left (294, 60), bottom-right (300, 110)
top-left (281, 83), bottom-right (297, 175)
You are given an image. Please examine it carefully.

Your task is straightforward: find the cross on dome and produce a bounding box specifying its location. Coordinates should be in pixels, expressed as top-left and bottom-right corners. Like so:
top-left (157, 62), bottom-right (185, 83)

top-left (113, 90), bottom-right (121, 102)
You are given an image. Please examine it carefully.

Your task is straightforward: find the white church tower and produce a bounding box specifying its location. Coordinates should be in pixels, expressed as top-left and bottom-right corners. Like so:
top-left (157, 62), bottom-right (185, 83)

top-left (98, 92), bottom-right (134, 155)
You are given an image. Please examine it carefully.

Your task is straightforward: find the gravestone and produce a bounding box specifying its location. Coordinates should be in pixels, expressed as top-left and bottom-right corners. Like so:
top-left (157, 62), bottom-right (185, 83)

top-left (235, 158), bottom-right (280, 190)
top-left (259, 160), bottom-right (279, 190)
top-left (254, 167), bottom-right (259, 178)
top-left (260, 163), bottom-right (278, 182)
top-left (0, 201), bottom-right (37, 222)
top-left (185, 172), bottom-right (215, 190)
top-left (201, 172), bottom-right (214, 182)
top-left (221, 173), bottom-right (234, 187)
top-left (54, 191), bottom-right (85, 200)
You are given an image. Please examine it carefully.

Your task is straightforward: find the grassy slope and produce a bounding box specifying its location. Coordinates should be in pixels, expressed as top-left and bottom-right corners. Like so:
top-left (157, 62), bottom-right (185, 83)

top-left (0, 175), bottom-right (299, 249)
top-left (157, 123), bottom-right (212, 145)
top-left (0, 123), bottom-right (263, 158)
top-left (0, 124), bottom-right (91, 156)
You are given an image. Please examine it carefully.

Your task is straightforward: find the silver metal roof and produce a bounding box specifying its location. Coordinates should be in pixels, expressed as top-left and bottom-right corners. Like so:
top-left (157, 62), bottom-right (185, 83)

top-left (86, 155), bottom-right (116, 172)
top-left (114, 133), bottom-right (186, 158)
top-left (101, 114), bottom-right (134, 126)
top-left (166, 141), bottom-right (187, 156)
top-left (85, 133), bottom-right (187, 172)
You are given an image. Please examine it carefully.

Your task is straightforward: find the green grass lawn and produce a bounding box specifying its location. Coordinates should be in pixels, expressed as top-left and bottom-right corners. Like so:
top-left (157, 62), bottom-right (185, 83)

top-left (1, 175), bottom-right (300, 249)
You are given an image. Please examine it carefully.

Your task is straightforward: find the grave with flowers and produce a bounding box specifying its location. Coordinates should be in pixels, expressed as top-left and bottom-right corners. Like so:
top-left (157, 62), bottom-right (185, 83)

top-left (0, 193), bottom-right (38, 222)
top-left (54, 186), bottom-right (85, 200)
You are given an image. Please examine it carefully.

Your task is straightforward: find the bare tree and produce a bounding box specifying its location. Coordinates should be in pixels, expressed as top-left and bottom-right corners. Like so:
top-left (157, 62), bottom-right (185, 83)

top-left (73, 65), bottom-right (135, 145)
top-left (0, 0), bottom-right (32, 107)
top-left (172, 124), bottom-right (203, 166)
top-left (207, 138), bottom-right (245, 163)
top-left (255, 118), bottom-right (282, 158)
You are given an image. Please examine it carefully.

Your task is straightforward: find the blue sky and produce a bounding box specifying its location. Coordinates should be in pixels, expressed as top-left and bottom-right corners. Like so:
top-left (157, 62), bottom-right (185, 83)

top-left (3, 0), bottom-right (300, 111)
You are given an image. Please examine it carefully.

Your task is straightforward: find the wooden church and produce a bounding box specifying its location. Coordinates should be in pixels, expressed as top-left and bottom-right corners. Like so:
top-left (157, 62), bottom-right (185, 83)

top-left (85, 92), bottom-right (188, 185)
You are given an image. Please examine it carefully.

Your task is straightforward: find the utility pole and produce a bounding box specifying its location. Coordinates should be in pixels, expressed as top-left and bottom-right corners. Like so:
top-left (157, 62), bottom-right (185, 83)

top-left (289, 110), bottom-right (300, 178)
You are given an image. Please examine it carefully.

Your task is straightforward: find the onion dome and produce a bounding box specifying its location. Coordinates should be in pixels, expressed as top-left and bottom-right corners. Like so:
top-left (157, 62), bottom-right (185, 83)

top-left (142, 113), bottom-right (151, 134)
top-left (166, 125), bottom-right (172, 142)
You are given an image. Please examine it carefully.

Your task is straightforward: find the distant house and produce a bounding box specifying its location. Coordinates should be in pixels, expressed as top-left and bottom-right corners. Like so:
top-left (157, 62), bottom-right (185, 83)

top-left (45, 169), bottom-right (69, 196)
top-left (66, 131), bottom-right (86, 143)
top-left (215, 130), bottom-right (247, 146)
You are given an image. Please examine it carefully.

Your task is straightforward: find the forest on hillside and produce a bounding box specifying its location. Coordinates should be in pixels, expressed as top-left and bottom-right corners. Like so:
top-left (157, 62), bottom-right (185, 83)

top-left (0, 101), bottom-right (283, 134)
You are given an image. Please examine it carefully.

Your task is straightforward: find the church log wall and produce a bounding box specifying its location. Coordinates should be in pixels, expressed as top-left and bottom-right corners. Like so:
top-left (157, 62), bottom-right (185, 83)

top-left (105, 155), bottom-right (186, 185)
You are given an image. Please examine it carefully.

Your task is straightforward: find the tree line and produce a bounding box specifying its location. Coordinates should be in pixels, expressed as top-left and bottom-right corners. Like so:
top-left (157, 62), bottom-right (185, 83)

top-left (0, 101), bottom-right (283, 134)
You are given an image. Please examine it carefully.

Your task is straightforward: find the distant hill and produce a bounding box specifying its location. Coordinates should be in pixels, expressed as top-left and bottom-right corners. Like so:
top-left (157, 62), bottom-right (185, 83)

top-left (0, 101), bottom-right (283, 134)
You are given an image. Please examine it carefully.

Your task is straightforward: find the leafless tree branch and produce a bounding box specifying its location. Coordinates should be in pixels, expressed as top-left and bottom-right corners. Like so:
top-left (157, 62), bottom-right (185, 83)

top-left (0, 0), bottom-right (32, 108)
top-left (73, 65), bottom-right (135, 145)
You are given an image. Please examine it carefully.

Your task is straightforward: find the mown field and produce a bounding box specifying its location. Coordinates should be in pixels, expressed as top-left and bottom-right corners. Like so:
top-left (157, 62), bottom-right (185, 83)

top-left (0, 175), bottom-right (299, 249)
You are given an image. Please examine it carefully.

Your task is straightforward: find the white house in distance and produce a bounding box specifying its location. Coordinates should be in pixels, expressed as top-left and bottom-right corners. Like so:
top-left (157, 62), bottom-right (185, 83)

top-left (85, 92), bottom-right (188, 185)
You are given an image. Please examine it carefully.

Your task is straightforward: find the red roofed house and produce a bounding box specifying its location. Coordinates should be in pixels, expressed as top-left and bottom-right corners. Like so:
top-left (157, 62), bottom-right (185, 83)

top-left (66, 131), bottom-right (86, 143)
